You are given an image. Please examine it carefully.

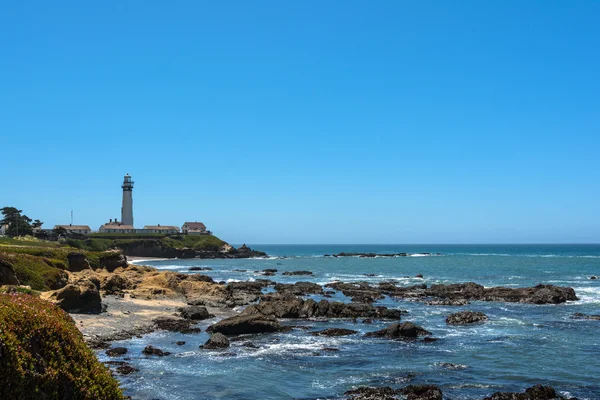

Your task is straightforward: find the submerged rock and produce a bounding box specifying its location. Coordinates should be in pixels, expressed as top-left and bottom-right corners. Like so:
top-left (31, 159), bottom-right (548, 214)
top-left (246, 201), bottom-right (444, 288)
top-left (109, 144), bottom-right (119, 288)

top-left (282, 270), bottom-right (314, 276)
top-left (571, 312), bottom-right (600, 320)
top-left (105, 347), bottom-right (128, 357)
top-left (400, 385), bottom-right (443, 400)
top-left (344, 386), bottom-right (400, 400)
top-left (310, 328), bottom-right (358, 337)
top-left (201, 333), bottom-right (230, 349)
top-left (365, 322), bottom-right (431, 339)
top-left (207, 314), bottom-right (285, 335)
top-left (116, 364), bottom-right (138, 375)
top-left (483, 384), bottom-right (575, 400)
top-left (446, 311), bottom-right (488, 325)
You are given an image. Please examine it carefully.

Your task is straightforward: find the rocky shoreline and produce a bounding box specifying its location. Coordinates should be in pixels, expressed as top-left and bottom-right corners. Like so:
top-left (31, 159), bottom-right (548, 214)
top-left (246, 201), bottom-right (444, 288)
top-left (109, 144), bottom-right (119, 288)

top-left (30, 251), bottom-right (586, 399)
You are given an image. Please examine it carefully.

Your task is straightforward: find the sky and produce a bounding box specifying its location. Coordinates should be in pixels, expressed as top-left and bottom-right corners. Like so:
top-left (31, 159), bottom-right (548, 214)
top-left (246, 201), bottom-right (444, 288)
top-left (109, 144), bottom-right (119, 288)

top-left (1, 1), bottom-right (599, 244)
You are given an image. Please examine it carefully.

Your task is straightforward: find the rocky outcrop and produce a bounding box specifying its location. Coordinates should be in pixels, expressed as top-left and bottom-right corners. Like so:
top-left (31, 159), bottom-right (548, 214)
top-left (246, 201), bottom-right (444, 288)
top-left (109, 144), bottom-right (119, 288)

top-left (425, 299), bottom-right (470, 306)
top-left (98, 252), bottom-right (128, 272)
top-left (365, 322), bottom-right (431, 339)
top-left (242, 295), bottom-right (403, 320)
top-left (207, 314), bottom-right (286, 335)
top-left (282, 270), bottom-right (314, 276)
top-left (105, 347), bottom-right (128, 357)
top-left (310, 328), bottom-right (358, 337)
top-left (67, 252), bottom-right (91, 272)
top-left (571, 312), bottom-right (600, 320)
top-left (0, 259), bottom-right (19, 286)
top-left (101, 274), bottom-right (132, 294)
top-left (153, 317), bottom-right (201, 333)
top-left (483, 384), bottom-right (575, 400)
top-left (427, 283), bottom-right (578, 304)
top-left (48, 278), bottom-right (102, 313)
top-left (400, 385), bottom-right (443, 400)
top-left (344, 385), bottom-right (442, 400)
top-left (274, 281), bottom-right (324, 296)
top-left (446, 311), bottom-right (488, 325)
top-left (326, 281), bottom-right (385, 303)
top-left (142, 345), bottom-right (170, 356)
top-left (201, 333), bottom-right (230, 349)
top-left (178, 305), bottom-right (214, 320)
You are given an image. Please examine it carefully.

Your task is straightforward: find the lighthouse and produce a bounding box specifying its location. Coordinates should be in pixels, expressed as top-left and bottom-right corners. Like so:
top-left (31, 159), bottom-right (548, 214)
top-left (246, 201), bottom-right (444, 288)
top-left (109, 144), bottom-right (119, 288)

top-left (121, 174), bottom-right (134, 226)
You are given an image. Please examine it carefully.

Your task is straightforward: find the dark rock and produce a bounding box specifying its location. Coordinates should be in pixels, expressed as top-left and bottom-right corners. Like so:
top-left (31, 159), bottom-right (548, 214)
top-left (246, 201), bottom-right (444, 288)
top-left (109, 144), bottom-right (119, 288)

top-left (153, 317), bottom-right (201, 333)
top-left (426, 282), bottom-right (485, 300)
top-left (98, 252), bottom-right (128, 272)
top-left (142, 345), bottom-right (170, 356)
top-left (446, 311), bottom-right (488, 325)
top-left (105, 347), bottom-right (128, 357)
top-left (483, 384), bottom-right (574, 400)
top-left (437, 362), bottom-right (468, 370)
top-left (422, 337), bottom-right (439, 343)
top-left (178, 306), bottom-right (214, 320)
top-left (571, 312), bottom-right (600, 320)
top-left (176, 341), bottom-right (186, 345)
top-left (201, 333), bottom-right (230, 349)
top-left (189, 267), bottom-right (213, 271)
top-left (207, 314), bottom-right (285, 335)
top-left (116, 364), bottom-right (138, 375)
top-left (310, 328), bottom-right (358, 337)
top-left (241, 341), bottom-right (259, 348)
top-left (415, 274), bottom-right (423, 278)
top-left (400, 384), bottom-right (443, 400)
top-left (67, 252), bottom-right (91, 272)
top-left (425, 299), bottom-right (470, 306)
top-left (590, 276), bottom-right (597, 280)
top-left (344, 386), bottom-right (400, 400)
top-left (322, 347), bottom-right (339, 352)
top-left (101, 275), bottom-right (132, 294)
top-left (274, 281), bottom-right (324, 296)
top-left (365, 322), bottom-right (431, 339)
top-left (282, 270), bottom-right (314, 276)
top-left (52, 279), bottom-right (102, 313)
top-left (0, 259), bottom-right (19, 285)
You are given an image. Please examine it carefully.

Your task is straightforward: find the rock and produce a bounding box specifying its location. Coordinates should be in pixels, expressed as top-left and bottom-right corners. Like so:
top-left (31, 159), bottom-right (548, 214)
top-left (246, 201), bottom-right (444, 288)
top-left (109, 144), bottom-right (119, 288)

top-left (310, 328), bottom-right (358, 337)
top-left (176, 341), bottom-right (186, 345)
top-left (590, 276), bottom-right (597, 280)
top-left (98, 252), bottom-right (128, 272)
top-left (426, 282), bottom-right (485, 299)
top-left (153, 317), bottom-right (201, 333)
top-left (282, 270), bottom-right (314, 276)
top-left (67, 252), bottom-right (91, 272)
top-left (207, 314), bottom-right (285, 335)
top-left (571, 312), bottom-right (600, 320)
top-left (422, 337), bottom-right (439, 343)
top-left (365, 322), bottom-right (431, 339)
top-left (446, 311), bottom-right (488, 325)
top-left (415, 274), bottom-right (423, 278)
top-left (0, 259), bottom-right (19, 285)
top-left (116, 364), bottom-right (138, 375)
top-left (51, 279), bottom-right (102, 313)
top-left (437, 362), bottom-right (468, 370)
top-left (483, 384), bottom-right (575, 400)
top-left (142, 345), bottom-right (170, 356)
top-left (344, 386), bottom-right (400, 400)
top-left (189, 267), bottom-right (213, 271)
top-left (105, 347), bottom-right (128, 357)
top-left (273, 281), bottom-right (324, 296)
top-left (101, 275), bottom-right (132, 294)
top-left (400, 384), bottom-right (443, 400)
top-left (178, 306), bottom-right (214, 320)
top-left (201, 333), bottom-right (230, 349)
top-left (425, 299), bottom-right (470, 306)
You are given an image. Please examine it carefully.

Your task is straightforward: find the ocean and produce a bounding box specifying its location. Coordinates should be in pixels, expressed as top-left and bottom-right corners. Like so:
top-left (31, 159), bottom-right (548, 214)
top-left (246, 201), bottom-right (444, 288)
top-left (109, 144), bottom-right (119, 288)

top-left (101, 244), bottom-right (600, 399)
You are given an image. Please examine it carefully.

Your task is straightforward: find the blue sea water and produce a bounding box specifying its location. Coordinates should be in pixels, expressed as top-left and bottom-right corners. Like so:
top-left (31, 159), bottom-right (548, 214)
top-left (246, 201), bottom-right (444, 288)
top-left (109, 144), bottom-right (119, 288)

top-left (101, 244), bottom-right (600, 400)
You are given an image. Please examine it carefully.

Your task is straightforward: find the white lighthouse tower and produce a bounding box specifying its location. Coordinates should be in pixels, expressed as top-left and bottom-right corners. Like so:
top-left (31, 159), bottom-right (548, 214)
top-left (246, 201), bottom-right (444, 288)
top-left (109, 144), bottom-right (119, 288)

top-left (121, 174), bottom-right (134, 226)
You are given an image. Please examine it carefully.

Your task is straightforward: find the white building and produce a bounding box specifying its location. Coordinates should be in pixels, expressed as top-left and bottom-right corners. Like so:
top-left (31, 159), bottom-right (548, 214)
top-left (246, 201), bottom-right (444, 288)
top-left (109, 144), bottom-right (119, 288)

top-left (143, 225), bottom-right (180, 234)
top-left (182, 221), bottom-right (209, 235)
top-left (54, 224), bottom-right (92, 234)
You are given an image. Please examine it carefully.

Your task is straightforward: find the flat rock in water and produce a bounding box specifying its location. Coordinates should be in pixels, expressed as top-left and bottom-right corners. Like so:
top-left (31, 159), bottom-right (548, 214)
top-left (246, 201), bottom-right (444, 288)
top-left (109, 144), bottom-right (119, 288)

top-left (446, 311), bottom-right (488, 325)
top-left (142, 345), bottom-right (170, 356)
top-left (105, 347), bottom-right (128, 357)
top-left (282, 270), bottom-right (314, 276)
top-left (207, 314), bottom-right (285, 335)
top-left (116, 364), bottom-right (138, 375)
top-left (400, 385), bottom-right (443, 400)
top-left (310, 328), bottom-right (358, 337)
top-left (483, 384), bottom-right (575, 400)
top-left (571, 312), bottom-right (600, 320)
top-left (201, 333), bottom-right (230, 349)
top-left (365, 322), bottom-right (431, 339)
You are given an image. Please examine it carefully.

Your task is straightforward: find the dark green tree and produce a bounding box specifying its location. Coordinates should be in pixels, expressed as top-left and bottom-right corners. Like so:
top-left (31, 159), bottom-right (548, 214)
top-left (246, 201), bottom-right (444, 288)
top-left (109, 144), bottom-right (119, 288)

top-left (1, 207), bottom-right (33, 237)
top-left (32, 219), bottom-right (43, 229)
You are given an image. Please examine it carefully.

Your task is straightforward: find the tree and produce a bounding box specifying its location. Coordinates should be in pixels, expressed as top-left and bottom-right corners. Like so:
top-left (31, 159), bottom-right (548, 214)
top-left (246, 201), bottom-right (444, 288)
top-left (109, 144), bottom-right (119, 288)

top-left (32, 219), bottom-right (43, 229)
top-left (1, 207), bottom-right (33, 237)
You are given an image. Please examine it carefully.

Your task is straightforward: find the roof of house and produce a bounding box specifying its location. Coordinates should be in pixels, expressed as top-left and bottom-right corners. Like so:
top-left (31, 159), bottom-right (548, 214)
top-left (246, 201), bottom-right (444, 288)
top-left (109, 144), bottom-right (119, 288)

top-left (183, 222), bottom-right (206, 230)
top-left (54, 225), bottom-right (91, 230)
top-left (99, 224), bottom-right (135, 230)
top-left (143, 225), bottom-right (179, 230)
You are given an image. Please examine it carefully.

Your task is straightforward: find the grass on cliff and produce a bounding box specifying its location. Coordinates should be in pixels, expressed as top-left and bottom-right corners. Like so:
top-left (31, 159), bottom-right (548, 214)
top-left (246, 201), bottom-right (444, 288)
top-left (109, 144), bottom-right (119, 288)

top-left (67, 234), bottom-right (227, 252)
top-left (0, 293), bottom-right (124, 400)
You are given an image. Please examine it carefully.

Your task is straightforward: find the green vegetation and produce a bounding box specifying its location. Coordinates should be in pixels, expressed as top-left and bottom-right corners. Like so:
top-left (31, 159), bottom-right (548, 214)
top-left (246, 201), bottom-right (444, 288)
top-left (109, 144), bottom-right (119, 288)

top-left (67, 234), bottom-right (227, 252)
top-left (0, 235), bottom-right (62, 248)
top-left (0, 206), bottom-right (36, 237)
top-left (162, 234), bottom-right (226, 251)
top-left (0, 293), bottom-right (124, 400)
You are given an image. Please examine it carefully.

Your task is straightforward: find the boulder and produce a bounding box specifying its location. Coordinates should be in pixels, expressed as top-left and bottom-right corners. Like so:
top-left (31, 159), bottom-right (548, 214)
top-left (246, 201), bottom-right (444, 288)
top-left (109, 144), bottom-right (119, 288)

top-left (101, 275), bottom-right (132, 294)
top-left (142, 345), bottom-right (170, 356)
top-left (116, 364), bottom-right (138, 375)
top-left (51, 279), bottom-right (102, 313)
top-left (590, 276), bottom-right (597, 280)
top-left (207, 314), bottom-right (285, 335)
top-left (483, 384), bottom-right (575, 400)
top-left (310, 328), bottom-right (358, 337)
top-left (105, 347), bottom-right (128, 357)
top-left (98, 252), bottom-right (128, 272)
top-left (365, 322), bottom-right (431, 339)
top-left (282, 270), bottom-right (314, 276)
top-left (344, 387), bottom-right (399, 400)
top-left (0, 259), bottom-right (19, 286)
top-left (400, 385), bottom-right (443, 400)
top-left (153, 317), bottom-right (201, 334)
top-left (201, 333), bottom-right (230, 349)
top-left (67, 252), bottom-right (91, 272)
top-left (178, 306), bottom-right (214, 320)
top-left (446, 311), bottom-right (488, 325)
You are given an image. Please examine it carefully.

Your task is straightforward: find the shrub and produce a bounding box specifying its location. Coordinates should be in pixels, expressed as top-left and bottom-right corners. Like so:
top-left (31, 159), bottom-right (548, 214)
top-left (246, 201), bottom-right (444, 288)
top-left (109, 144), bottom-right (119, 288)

top-left (0, 293), bottom-right (124, 399)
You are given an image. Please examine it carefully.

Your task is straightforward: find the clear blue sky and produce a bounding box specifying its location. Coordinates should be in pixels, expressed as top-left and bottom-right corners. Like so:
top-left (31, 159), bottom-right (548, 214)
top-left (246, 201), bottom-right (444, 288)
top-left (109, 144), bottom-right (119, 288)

top-left (1, 1), bottom-right (598, 244)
